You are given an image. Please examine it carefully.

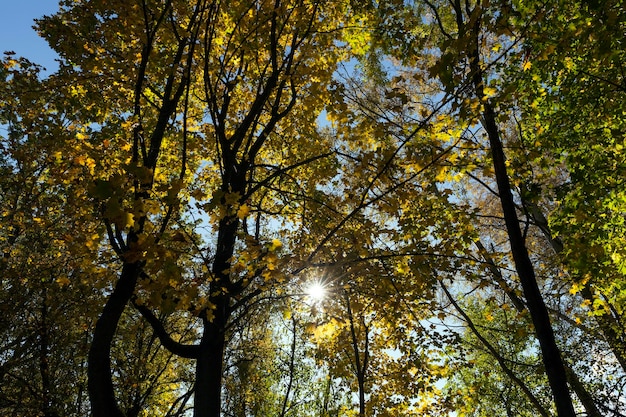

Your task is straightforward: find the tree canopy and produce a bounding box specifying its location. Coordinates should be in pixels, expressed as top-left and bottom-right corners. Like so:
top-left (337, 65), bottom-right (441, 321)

top-left (1, 0), bottom-right (625, 416)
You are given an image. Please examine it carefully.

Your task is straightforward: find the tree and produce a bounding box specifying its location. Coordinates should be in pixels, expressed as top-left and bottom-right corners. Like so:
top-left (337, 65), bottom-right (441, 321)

top-left (0, 52), bottom-right (197, 417)
top-left (4, 1), bottom-right (626, 416)
top-left (513, 0), bottom-right (626, 372)
top-left (33, 0), bottom-right (350, 416)
top-left (0, 55), bottom-right (98, 417)
top-left (361, 0), bottom-right (579, 413)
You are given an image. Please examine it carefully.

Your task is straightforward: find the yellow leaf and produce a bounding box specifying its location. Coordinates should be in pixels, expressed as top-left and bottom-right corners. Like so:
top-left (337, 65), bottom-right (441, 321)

top-left (522, 60), bottom-right (532, 71)
top-left (85, 233), bottom-right (100, 250)
top-left (123, 212), bottom-right (135, 228)
top-left (483, 86), bottom-right (497, 98)
top-left (236, 203), bottom-right (250, 219)
top-left (435, 167), bottom-right (449, 182)
top-left (569, 282), bottom-right (581, 295)
top-left (269, 238), bottom-right (282, 251)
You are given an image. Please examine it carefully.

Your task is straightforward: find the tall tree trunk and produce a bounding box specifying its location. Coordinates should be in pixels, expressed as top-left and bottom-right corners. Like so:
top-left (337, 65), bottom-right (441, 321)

top-left (88, 262), bottom-right (142, 417)
top-left (488, 197), bottom-right (606, 415)
top-left (279, 317), bottom-right (298, 417)
top-left (39, 287), bottom-right (59, 417)
top-left (472, 80), bottom-right (576, 417)
top-left (193, 207), bottom-right (240, 417)
top-left (345, 293), bottom-right (368, 417)
top-left (441, 281), bottom-right (551, 417)
top-left (465, 16), bottom-right (575, 416)
top-left (564, 364), bottom-right (602, 417)
top-left (479, 98), bottom-right (575, 417)
top-left (194, 307), bottom-right (227, 417)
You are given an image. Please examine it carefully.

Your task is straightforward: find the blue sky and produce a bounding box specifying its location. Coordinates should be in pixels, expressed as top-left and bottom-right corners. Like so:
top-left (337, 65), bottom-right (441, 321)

top-left (0, 1), bottom-right (61, 72)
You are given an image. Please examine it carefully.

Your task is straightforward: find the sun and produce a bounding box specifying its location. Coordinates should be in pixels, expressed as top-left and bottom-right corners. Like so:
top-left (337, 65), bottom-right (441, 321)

top-left (306, 281), bottom-right (327, 301)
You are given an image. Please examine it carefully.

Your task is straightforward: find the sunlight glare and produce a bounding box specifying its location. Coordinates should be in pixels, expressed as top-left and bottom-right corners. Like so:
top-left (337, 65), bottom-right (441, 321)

top-left (306, 282), bottom-right (326, 301)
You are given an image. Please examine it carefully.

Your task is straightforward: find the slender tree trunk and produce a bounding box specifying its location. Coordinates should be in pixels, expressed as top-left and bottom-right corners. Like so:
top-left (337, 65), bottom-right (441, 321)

top-left (473, 81), bottom-right (576, 417)
top-left (464, 16), bottom-right (575, 416)
top-left (345, 293), bottom-right (368, 417)
top-left (39, 287), bottom-right (59, 417)
top-left (564, 364), bottom-right (602, 417)
top-left (88, 262), bottom-right (142, 417)
top-left (441, 281), bottom-right (551, 417)
top-left (357, 375), bottom-right (366, 417)
top-left (279, 318), bottom-right (297, 417)
top-left (480, 101), bottom-right (575, 417)
top-left (488, 196), bottom-right (607, 415)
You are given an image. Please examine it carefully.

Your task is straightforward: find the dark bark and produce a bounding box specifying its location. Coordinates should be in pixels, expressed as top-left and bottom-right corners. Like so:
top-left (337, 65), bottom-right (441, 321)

top-left (480, 99), bottom-right (575, 417)
top-left (279, 318), bottom-right (297, 417)
top-left (474, 82), bottom-right (576, 417)
top-left (345, 293), bottom-right (368, 417)
top-left (488, 195), bottom-right (608, 416)
top-left (88, 262), bottom-right (142, 417)
top-left (475, 239), bottom-right (525, 312)
top-left (39, 288), bottom-right (59, 417)
top-left (192, 205), bottom-right (240, 417)
top-left (134, 301), bottom-right (201, 359)
top-left (193, 299), bottom-right (228, 417)
top-left (564, 364), bottom-right (602, 417)
top-left (465, 14), bottom-right (575, 416)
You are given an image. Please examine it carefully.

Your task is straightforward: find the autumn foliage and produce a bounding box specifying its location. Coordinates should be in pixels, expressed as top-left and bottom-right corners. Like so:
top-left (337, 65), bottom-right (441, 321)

top-left (1, 0), bottom-right (625, 416)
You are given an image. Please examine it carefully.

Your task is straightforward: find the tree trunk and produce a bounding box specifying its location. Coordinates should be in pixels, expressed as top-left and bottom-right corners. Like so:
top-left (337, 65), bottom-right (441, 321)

top-left (279, 318), bottom-right (297, 417)
top-left (480, 101), bottom-right (575, 417)
top-left (441, 281), bottom-right (551, 417)
top-left (88, 262), bottom-right (142, 417)
top-left (193, 299), bottom-right (228, 417)
top-left (192, 206), bottom-right (240, 417)
top-left (564, 364), bottom-right (602, 417)
top-left (466, 18), bottom-right (575, 416)
top-left (476, 90), bottom-right (576, 417)
top-left (39, 287), bottom-right (59, 417)
top-left (345, 293), bottom-right (368, 417)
